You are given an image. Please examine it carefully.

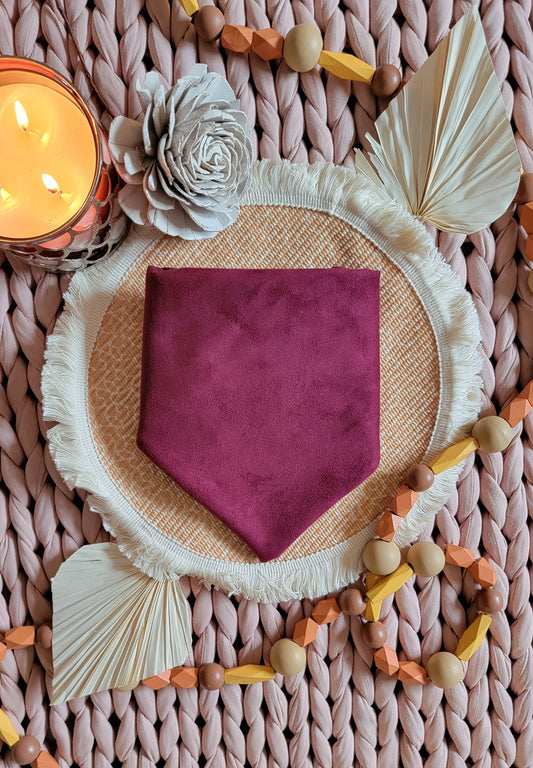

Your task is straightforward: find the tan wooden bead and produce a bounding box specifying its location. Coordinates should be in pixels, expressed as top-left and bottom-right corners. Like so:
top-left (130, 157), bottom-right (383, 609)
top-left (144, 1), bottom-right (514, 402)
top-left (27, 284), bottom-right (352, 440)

top-left (194, 6), bottom-right (225, 41)
top-left (407, 542), bottom-right (445, 577)
top-left (283, 24), bottom-right (323, 72)
top-left (426, 651), bottom-right (464, 689)
top-left (270, 638), bottom-right (306, 675)
top-left (362, 539), bottom-right (401, 576)
top-left (471, 415), bottom-right (512, 452)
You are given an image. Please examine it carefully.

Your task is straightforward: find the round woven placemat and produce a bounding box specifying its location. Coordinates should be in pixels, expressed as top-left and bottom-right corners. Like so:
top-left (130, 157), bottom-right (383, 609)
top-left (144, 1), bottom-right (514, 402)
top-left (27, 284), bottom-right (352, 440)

top-left (0, 2), bottom-right (531, 767)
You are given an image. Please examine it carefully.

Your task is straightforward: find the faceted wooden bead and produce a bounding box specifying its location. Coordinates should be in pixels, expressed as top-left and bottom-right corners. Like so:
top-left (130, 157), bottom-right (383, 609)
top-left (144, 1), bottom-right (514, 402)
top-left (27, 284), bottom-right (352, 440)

top-left (252, 29), bottom-right (284, 60)
top-left (0, 641), bottom-right (6, 662)
top-left (221, 24), bottom-right (253, 53)
top-left (519, 200), bottom-right (533, 232)
top-left (5, 626), bottom-right (35, 649)
top-left (428, 438), bottom-right (478, 474)
top-left (445, 543), bottom-right (475, 567)
top-left (397, 661), bottom-right (427, 685)
top-left (194, 6), bottom-right (225, 41)
top-left (405, 464), bottom-right (434, 492)
top-left (170, 666), bottom-right (198, 688)
top-left (224, 664), bottom-right (275, 684)
top-left (455, 614), bottom-right (492, 661)
top-left (471, 415), bottom-right (512, 452)
top-left (500, 384), bottom-right (533, 428)
top-left (338, 588), bottom-right (366, 616)
top-left (514, 173), bottom-right (533, 204)
top-left (30, 753), bottom-right (59, 768)
top-left (373, 645), bottom-right (399, 675)
top-left (0, 709), bottom-right (20, 746)
top-left (476, 588), bottom-right (504, 614)
top-left (318, 51), bottom-right (375, 81)
top-left (311, 597), bottom-right (341, 625)
top-left (407, 542), bottom-right (445, 577)
top-left (283, 24), bottom-right (323, 73)
top-left (365, 563), bottom-right (414, 604)
top-left (370, 64), bottom-right (402, 98)
top-left (362, 539), bottom-right (401, 576)
top-left (389, 485), bottom-right (418, 517)
top-left (12, 735), bottom-right (41, 765)
top-left (142, 670), bottom-right (171, 690)
top-left (364, 598), bottom-right (382, 622)
top-left (362, 621), bottom-right (387, 649)
top-left (469, 557), bottom-right (497, 588)
top-left (376, 510), bottom-right (402, 541)
top-left (293, 616), bottom-right (319, 646)
top-left (199, 663), bottom-right (225, 689)
top-left (270, 638), bottom-right (306, 675)
top-left (426, 652), bottom-right (464, 689)
top-left (177, 0), bottom-right (199, 16)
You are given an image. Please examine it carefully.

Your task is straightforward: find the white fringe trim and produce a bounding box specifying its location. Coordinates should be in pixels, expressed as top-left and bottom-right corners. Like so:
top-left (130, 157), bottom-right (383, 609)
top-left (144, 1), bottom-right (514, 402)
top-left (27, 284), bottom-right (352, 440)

top-left (42, 159), bottom-right (482, 602)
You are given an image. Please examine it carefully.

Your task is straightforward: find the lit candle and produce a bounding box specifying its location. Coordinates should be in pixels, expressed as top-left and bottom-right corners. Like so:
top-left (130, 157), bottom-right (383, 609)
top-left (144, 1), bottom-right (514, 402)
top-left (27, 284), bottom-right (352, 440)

top-left (0, 57), bottom-right (127, 270)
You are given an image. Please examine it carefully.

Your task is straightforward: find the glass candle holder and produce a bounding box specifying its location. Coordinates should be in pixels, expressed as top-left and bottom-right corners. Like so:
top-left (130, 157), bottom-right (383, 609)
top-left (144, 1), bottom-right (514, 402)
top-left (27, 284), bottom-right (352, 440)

top-left (0, 57), bottom-right (128, 271)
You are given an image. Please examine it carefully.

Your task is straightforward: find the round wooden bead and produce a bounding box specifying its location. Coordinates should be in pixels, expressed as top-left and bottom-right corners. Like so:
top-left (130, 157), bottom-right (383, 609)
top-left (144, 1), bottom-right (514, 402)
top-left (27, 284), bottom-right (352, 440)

top-left (362, 621), bottom-right (387, 649)
top-left (270, 638), bottom-right (306, 675)
top-left (407, 542), bottom-right (445, 577)
top-left (362, 539), bottom-right (401, 575)
top-left (338, 588), bottom-right (366, 616)
top-left (476, 587), bottom-right (504, 614)
top-left (198, 662), bottom-right (225, 689)
top-left (36, 624), bottom-right (52, 649)
top-left (427, 651), bottom-right (464, 689)
top-left (472, 415), bottom-right (513, 452)
top-left (283, 24), bottom-right (323, 73)
top-left (370, 64), bottom-right (402, 98)
top-left (405, 464), bottom-right (434, 492)
top-left (11, 735), bottom-right (41, 765)
top-left (194, 6), bottom-right (225, 41)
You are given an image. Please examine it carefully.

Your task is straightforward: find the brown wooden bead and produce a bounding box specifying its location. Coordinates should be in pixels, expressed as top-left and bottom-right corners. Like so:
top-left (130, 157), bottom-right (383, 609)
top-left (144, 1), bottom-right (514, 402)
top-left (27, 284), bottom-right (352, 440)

top-left (36, 625), bottom-right (52, 649)
top-left (283, 24), bottom-right (323, 73)
top-left (370, 64), bottom-right (401, 98)
top-left (407, 542), bottom-right (445, 577)
top-left (198, 663), bottom-right (225, 689)
top-left (476, 588), bottom-right (504, 614)
top-left (362, 621), bottom-right (387, 649)
top-left (194, 6), bottom-right (225, 41)
top-left (405, 464), bottom-right (434, 492)
top-left (270, 638), bottom-right (306, 675)
top-left (252, 29), bottom-right (284, 60)
top-left (471, 415), bottom-right (512, 452)
top-left (12, 735), bottom-right (41, 765)
top-left (362, 539), bottom-right (401, 576)
top-left (338, 588), bottom-right (366, 616)
top-left (221, 24), bottom-right (253, 53)
top-left (426, 652), bottom-right (464, 689)
top-left (514, 173), bottom-right (533, 204)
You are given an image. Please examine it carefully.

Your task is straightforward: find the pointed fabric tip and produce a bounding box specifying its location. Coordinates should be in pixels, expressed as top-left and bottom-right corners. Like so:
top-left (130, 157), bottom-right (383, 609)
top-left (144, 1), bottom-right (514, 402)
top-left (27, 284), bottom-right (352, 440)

top-left (361, 7), bottom-right (521, 234)
top-left (51, 543), bottom-right (192, 703)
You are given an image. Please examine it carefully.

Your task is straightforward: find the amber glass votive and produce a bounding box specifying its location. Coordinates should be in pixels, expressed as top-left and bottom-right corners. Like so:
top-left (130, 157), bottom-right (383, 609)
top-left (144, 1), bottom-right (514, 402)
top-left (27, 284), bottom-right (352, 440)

top-left (0, 57), bottom-right (128, 271)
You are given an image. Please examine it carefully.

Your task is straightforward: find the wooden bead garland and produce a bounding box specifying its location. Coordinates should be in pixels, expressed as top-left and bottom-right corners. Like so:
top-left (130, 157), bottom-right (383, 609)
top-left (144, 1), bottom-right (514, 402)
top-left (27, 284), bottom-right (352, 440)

top-left (177, 0), bottom-right (403, 97)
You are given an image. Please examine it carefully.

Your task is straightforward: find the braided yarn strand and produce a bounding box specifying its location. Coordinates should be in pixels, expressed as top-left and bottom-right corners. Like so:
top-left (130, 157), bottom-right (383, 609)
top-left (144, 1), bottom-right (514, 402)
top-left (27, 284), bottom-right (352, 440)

top-left (0, 1), bottom-right (531, 767)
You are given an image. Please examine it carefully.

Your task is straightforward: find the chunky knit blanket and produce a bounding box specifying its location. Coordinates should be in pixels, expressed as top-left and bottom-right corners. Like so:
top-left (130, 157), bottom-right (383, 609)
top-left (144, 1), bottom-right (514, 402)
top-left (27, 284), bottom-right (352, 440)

top-left (0, 1), bottom-right (532, 767)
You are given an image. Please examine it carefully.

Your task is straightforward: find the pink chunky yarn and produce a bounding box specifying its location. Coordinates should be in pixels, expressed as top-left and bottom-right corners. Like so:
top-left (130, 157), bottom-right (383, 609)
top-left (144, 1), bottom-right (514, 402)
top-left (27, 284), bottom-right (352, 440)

top-left (0, 2), bottom-right (531, 767)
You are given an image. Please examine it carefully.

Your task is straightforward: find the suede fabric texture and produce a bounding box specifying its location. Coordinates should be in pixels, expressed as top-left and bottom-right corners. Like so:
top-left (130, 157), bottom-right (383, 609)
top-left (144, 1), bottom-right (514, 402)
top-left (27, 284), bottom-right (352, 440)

top-left (137, 265), bottom-right (381, 561)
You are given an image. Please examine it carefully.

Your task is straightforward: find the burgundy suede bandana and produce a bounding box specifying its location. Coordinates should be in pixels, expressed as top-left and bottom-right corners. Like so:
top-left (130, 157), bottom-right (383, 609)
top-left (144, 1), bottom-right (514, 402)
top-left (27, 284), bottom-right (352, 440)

top-left (137, 266), bottom-right (381, 561)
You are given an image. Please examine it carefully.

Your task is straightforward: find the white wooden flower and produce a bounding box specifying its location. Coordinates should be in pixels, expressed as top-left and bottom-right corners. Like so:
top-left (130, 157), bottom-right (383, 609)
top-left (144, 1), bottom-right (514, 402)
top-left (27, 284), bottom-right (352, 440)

top-left (109, 65), bottom-right (253, 239)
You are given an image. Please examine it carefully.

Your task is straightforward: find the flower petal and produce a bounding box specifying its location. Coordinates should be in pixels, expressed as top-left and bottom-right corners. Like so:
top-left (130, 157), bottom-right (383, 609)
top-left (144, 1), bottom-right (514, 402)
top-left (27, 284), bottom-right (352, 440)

top-left (118, 184), bottom-right (150, 225)
top-left (108, 116), bottom-right (144, 162)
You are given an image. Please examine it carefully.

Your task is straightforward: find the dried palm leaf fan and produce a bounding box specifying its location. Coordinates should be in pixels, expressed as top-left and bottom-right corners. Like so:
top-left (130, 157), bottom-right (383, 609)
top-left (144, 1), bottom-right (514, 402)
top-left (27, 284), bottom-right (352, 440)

top-left (48, 8), bottom-right (521, 702)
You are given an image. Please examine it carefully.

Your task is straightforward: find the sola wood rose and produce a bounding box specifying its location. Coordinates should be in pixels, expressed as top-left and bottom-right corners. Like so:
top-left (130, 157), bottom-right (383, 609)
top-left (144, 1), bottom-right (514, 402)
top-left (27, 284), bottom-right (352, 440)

top-left (108, 65), bottom-right (253, 239)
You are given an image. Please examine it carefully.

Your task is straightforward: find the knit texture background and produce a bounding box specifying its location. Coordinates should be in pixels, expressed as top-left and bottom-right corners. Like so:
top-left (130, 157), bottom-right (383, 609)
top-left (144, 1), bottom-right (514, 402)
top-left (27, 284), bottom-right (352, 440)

top-left (0, 1), bottom-right (532, 766)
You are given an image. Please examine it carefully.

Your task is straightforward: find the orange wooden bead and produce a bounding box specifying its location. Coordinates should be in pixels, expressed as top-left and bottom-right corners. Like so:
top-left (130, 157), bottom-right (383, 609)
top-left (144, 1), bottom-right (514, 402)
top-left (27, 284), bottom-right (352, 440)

top-left (221, 24), bottom-right (253, 53)
top-left (31, 752), bottom-right (60, 768)
top-left (500, 384), bottom-right (533, 427)
top-left (469, 557), bottom-right (497, 588)
top-left (311, 597), bottom-right (341, 625)
top-left (525, 235), bottom-right (533, 262)
top-left (0, 641), bottom-right (6, 661)
top-left (5, 626), bottom-right (35, 649)
top-left (389, 485), bottom-right (418, 517)
top-left (519, 201), bottom-right (533, 232)
top-left (142, 670), bottom-right (171, 690)
top-left (397, 661), bottom-right (427, 685)
top-left (373, 645), bottom-right (399, 675)
top-left (445, 544), bottom-right (475, 568)
top-left (252, 29), bottom-right (284, 60)
top-left (170, 667), bottom-right (198, 688)
top-left (376, 510), bottom-right (402, 541)
top-left (293, 616), bottom-right (319, 647)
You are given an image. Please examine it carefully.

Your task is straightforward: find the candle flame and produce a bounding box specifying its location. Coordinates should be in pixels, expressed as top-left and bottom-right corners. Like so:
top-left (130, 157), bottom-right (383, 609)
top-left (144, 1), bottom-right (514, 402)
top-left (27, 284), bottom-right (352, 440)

top-left (14, 101), bottom-right (29, 131)
top-left (42, 174), bottom-right (62, 195)
top-left (0, 186), bottom-right (12, 203)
